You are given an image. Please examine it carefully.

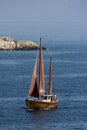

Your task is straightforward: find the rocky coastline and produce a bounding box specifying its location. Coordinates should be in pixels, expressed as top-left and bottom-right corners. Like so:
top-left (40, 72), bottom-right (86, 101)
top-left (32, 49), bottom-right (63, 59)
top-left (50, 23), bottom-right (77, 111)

top-left (0, 37), bottom-right (46, 50)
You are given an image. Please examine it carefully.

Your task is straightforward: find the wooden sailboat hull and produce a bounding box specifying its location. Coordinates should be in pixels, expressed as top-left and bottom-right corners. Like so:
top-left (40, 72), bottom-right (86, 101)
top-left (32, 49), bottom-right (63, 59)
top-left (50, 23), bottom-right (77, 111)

top-left (26, 99), bottom-right (58, 110)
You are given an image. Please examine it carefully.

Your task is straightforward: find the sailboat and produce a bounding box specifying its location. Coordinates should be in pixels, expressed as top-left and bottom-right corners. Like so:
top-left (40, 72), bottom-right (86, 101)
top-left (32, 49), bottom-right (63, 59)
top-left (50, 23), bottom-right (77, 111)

top-left (26, 38), bottom-right (58, 110)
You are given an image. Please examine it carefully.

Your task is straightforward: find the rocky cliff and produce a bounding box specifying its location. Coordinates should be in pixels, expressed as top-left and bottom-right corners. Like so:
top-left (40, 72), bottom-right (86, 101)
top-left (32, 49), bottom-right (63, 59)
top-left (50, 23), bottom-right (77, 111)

top-left (17, 40), bottom-right (39, 50)
top-left (0, 37), bottom-right (45, 50)
top-left (0, 37), bottom-right (17, 50)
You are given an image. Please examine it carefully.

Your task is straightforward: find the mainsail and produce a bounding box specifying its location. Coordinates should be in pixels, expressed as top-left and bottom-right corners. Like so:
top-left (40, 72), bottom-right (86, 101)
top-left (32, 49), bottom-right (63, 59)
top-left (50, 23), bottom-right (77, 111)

top-left (49, 57), bottom-right (52, 95)
top-left (39, 38), bottom-right (45, 94)
top-left (29, 55), bottom-right (39, 97)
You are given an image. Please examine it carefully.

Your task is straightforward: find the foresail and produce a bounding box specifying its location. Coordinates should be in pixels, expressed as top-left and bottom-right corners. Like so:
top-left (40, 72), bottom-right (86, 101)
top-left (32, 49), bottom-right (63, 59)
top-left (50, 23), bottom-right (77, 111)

top-left (39, 38), bottom-right (45, 94)
top-left (29, 54), bottom-right (39, 97)
top-left (49, 57), bottom-right (52, 95)
top-left (30, 79), bottom-right (39, 97)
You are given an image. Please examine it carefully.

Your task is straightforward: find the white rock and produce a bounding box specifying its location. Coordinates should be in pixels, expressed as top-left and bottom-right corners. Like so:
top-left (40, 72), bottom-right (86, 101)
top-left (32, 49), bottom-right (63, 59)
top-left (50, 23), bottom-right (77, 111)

top-left (0, 37), bottom-right (17, 50)
top-left (17, 40), bottom-right (39, 50)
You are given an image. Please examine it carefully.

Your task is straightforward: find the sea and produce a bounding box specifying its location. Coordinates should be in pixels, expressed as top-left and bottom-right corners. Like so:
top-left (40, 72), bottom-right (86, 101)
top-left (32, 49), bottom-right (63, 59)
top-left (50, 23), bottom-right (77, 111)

top-left (0, 40), bottom-right (87, 130)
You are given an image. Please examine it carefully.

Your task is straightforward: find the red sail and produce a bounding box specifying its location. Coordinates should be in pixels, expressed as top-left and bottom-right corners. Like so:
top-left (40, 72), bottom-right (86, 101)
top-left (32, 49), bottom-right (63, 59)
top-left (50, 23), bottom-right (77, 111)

top-left (29, 55), bottom-right (39, 97)
top-left (49, 57), bottom-right (52, 95)
top-left (30, 79), bottom-right (39, 97)
top-left (39, 38), bottom-right (45, 94)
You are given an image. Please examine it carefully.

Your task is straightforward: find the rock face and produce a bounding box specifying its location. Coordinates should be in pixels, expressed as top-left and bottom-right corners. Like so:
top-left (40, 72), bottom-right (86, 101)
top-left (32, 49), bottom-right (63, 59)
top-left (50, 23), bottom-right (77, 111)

top-left (0, 37), bottom-right (42, 50)
top-left (17, 40), bottom-right (39, 50)
top-left (0, 37), bottom-right (17, 50)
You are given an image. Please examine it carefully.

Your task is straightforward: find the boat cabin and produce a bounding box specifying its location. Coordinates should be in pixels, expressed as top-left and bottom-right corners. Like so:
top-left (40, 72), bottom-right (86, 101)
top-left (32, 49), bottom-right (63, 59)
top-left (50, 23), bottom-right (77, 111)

top-left (40, 94), bottom-right (57, 102)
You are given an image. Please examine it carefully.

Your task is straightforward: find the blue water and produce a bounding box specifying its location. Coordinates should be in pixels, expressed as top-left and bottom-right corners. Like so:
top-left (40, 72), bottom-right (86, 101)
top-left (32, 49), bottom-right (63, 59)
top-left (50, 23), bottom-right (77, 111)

top-left (0, 41), bottom-right (87, 130)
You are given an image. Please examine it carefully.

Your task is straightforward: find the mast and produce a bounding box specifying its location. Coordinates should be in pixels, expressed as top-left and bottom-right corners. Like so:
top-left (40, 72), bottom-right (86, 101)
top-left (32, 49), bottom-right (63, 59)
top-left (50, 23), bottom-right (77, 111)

top-left (29, 54), bottom-right (39, 97)
top-left (39, 38), bottom-right (45, 94)
top-left (48, 57), bottom-right (52, 95)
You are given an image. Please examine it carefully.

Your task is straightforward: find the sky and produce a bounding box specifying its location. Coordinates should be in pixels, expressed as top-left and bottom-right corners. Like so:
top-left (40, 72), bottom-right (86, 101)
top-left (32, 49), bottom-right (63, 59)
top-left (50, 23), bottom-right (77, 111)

top-left (0, 0), bottom-right (87, 41)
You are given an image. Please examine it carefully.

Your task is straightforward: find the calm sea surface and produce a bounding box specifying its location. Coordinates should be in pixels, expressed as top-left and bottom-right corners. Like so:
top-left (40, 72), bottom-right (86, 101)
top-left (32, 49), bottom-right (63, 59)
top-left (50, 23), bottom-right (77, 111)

top-left (0, 41), bottom-right (87, 130)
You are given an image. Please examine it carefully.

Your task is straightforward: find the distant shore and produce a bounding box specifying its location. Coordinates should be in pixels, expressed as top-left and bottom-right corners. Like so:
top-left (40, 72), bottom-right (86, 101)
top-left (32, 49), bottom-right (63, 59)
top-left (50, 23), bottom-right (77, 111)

top-left (0, 37), bottom-right (46, 50)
